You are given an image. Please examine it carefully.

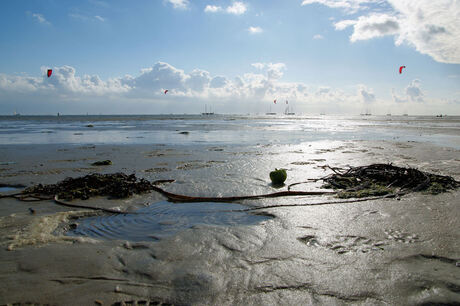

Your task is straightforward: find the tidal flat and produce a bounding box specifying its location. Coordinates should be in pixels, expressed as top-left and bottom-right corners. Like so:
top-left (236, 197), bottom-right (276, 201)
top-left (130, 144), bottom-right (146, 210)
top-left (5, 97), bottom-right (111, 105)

top-left (0, 115), bottom-right (459, 305)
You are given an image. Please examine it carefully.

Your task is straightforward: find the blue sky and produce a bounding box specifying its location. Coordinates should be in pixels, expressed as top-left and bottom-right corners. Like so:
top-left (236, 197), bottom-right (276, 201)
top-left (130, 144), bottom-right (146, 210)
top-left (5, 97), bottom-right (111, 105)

top-left (0, 0), bottom-right (459, 115)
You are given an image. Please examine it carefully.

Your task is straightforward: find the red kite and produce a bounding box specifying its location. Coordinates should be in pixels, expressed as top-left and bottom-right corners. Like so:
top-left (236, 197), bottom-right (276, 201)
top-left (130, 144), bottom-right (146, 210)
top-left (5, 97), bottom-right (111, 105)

top-left (274, 99), bottom-right (277, 104)
top-left (47, 69), bottom-right (52, 78)
top-left (399, 66), bottom-right (406, 74)
top-left (164, 90), bottom-right (168, 94)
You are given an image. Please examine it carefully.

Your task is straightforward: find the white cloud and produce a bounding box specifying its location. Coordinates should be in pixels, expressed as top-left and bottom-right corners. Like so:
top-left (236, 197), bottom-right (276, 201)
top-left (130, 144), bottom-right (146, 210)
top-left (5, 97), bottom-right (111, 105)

top-left (252, 63), bottom-right (286, 79)
top-left (248, 26), bottom-right (263, 34)
top-left (313, 34), bottom-right (324, 39)
top-left (251, 63), bottom-right (265, 70)
top-left (226, 2), bottom-right (247, 15)
top-left (391, 79), bottom-right (425, 103)
top-left (334, 19), bottom-right (356, 30)
top-left (391, 0), bottom-right (460, 64)
top-left (0, 74), bottom-right (44, 93)
top-left (205, 2), bottom-right (247, 15)
top-left (46, 66), bottom-right (130, 95)
top-left (186, 69), bottom-right (211, 92)
top-left (204, 5), bottom-right (222, 13)
top-left (326, 0), bottom-right (460, 63)
top-left (405, 79), bottom-right (424, 102)
top-left (126, 62), bottom-right (189, 93)
top-left (301, 0), bottom-right (381, 14)
top-left (70, 13), bottom-right (106, 22)
top-left (391, 88), bottom-right (406, 103)
top-left (335, 14), bottom-right (399, 42)
top-left (167, 0), bottom-right (189, 10)
top-left (210, 76), bottom-right (228, 88)
top-left (31, 13), bottom-right (50, 25)
top-left (357, 84), bottom-right (375, 103)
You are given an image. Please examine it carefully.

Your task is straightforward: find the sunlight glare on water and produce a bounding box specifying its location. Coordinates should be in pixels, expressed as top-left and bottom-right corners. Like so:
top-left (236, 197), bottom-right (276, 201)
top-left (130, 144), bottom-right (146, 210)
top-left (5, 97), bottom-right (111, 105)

top-left (66, 201), bottom-right (272, 242)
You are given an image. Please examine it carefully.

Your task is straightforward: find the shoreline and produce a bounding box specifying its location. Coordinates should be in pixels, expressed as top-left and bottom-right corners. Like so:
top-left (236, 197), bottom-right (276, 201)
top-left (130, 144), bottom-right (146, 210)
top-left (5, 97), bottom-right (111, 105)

top-left (0, 140), bottom-right (459, 305)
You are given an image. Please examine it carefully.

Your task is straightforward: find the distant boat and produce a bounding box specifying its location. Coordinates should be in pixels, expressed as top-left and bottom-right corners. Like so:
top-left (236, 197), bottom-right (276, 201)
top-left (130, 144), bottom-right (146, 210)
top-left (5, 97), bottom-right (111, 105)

top-left (403, 113), bottom-right (408, 116)
top-left (386, 113), bottom-right (392, 116)
top-left (201, 104), bottom-right (214, 116)
top-left (266, 104), bottom-right (276, 115)
top-left (13, 110), bottom-right (20, 116)
top-left (360, 109), bottom-right (371, 116)
top-left (284, 102), bottom-right (295, 115)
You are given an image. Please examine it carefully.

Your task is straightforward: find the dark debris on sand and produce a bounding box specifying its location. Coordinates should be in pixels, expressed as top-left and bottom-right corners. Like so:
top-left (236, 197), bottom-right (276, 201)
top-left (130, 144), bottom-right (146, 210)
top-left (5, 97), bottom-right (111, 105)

top-left (24, 173), bottom-right (154, 200)
top-left (322, 163), bottom-right (459, 198)
top-left (13, 163), bottom-right (460, 205)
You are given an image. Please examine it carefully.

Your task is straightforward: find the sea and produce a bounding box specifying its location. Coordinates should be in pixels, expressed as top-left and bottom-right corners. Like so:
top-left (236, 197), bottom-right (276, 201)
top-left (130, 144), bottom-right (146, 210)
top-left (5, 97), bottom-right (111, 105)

top-left (0, 114), bottom-right (459, 149)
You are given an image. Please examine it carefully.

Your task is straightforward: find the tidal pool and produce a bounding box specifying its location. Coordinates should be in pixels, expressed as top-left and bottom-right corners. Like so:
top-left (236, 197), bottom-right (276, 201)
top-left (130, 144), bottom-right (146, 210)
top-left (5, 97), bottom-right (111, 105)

top-left (0, 184), bottom-right (24, 192)
top-left (66, 201), bottom-right (272, 242)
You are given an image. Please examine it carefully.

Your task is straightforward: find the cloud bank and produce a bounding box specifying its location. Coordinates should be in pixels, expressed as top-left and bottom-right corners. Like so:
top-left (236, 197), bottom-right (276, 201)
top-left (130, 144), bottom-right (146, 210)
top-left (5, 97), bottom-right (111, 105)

top-left (304, 0), bottom-right (460, 64)
top-left (0, 62), bottom-right (450, 114)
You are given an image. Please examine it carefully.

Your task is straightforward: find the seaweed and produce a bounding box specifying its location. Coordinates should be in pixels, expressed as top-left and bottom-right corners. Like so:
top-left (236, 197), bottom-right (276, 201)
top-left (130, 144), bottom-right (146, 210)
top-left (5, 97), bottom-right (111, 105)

top-left (321, 163), bottom-right (459, 198)
top-left (1, 164), bottom-right (458, 214)
top-left (24, 173), bottom-right (153, 201)
top-left (91, 160), bottom-right (112, 166)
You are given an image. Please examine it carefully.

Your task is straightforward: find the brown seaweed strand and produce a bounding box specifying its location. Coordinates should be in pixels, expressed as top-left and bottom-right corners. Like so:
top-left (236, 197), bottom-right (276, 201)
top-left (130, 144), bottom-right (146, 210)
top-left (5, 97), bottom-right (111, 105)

top-left (53, 195), bottom-right (134, 214)
top-left (237, 192), bottom-right (403, 212)
top-left (150, 185), bottom-right (336, 203)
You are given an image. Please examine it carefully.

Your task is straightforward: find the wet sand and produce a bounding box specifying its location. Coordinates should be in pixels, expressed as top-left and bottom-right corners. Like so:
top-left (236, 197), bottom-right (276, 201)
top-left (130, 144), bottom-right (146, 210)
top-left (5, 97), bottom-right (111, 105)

top-left (0, 140), bottom-right (459, 305)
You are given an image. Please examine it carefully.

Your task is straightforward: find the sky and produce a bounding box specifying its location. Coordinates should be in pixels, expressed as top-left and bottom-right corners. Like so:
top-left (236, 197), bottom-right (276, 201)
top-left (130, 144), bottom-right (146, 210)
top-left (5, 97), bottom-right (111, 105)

top-left (0, 0), bottom-right (459, 115)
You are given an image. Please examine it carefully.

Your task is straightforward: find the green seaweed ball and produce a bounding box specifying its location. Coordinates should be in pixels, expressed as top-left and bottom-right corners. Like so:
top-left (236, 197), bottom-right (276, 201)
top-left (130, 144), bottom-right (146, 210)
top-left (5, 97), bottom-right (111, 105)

top-left (270, 168), bottom-right (287, 185)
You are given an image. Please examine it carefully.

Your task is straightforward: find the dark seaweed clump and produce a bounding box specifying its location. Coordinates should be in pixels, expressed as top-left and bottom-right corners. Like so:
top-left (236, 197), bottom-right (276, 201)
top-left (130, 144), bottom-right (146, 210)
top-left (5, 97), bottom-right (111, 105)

top-left (91, 160), bottom-right (112, 166)
top-left (322, 164), bottom-right (459, 198)
top-left (25, 173), bottom-right (154, 200)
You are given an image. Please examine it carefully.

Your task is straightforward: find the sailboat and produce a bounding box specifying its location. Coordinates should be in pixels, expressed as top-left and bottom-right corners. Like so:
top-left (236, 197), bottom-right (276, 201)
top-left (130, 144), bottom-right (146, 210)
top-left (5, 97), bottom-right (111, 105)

top-left (201, 104), bottom-right (214, 115)
top-left (284, 101), bottom-right (295, 115)
top-left (266, 104), bottom-right (276, 115)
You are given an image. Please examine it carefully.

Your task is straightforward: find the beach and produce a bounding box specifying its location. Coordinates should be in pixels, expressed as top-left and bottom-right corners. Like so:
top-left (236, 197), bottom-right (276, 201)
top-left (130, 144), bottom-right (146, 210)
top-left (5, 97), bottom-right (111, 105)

top-left (0, 115), bottom-right (459, 305)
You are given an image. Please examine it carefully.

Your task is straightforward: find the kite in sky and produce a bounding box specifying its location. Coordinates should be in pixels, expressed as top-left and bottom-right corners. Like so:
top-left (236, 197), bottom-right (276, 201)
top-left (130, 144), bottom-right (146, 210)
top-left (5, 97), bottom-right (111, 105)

top-left (47, 69), bottom-right (52, 77)
top-left (274, 99), bottom-right (277, 104)
top-left (164, 90), bottom-right (168, 94)
top-left (399, 66), bottom-right (406, 74)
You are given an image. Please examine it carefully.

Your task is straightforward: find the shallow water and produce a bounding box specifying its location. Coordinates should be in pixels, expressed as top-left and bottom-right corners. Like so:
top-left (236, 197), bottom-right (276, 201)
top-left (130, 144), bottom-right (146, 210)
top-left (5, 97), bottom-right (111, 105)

top-left (0, 114), bottom-right (459, 149)
top-left (66, 201), bottom-right (272, 242)
top-left (0, 122), bottom-right (458, 305)
top-left (0, 186), bottom-right (18, 192)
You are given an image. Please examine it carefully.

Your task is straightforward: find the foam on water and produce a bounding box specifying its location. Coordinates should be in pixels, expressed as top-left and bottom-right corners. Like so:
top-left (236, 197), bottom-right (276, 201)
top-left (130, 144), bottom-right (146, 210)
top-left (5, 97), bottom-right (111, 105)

top-left (5, 211), bottom-right (99, 250)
